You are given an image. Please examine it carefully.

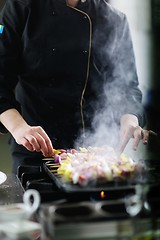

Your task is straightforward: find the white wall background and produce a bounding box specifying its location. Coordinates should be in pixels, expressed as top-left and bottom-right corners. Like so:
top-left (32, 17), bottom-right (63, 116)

top-left (110, 0), bottom-right (154, 105)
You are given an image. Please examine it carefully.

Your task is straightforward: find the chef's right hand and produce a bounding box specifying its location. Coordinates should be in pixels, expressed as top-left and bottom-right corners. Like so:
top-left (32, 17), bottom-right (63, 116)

top-left (0, 109), bottom-right (53, 157)
top-left (12, 124), bottom-right (54, 157)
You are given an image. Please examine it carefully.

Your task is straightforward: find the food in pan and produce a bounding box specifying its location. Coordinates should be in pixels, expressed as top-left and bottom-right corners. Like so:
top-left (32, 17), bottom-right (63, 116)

top-left (50, 146), bottom-right (142, 186)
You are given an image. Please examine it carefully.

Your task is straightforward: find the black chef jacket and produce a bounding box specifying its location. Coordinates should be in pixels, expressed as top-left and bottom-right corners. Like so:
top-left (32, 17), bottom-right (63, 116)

top-left (0, 0), bottom-right (145, 173)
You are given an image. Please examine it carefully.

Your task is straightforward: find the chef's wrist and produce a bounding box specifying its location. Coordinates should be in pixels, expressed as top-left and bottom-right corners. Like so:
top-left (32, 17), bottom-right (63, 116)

top-left (0, 108), bottom-right (28, 135)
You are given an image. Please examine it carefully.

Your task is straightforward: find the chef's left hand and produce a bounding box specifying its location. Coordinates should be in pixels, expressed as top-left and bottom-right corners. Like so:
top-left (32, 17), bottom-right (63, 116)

top-left (118, 114), bottom-right (150, 153)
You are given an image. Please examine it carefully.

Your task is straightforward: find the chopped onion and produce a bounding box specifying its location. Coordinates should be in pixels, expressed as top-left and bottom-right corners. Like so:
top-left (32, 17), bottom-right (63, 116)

top-left (54, 154), bottom-right (61, 164)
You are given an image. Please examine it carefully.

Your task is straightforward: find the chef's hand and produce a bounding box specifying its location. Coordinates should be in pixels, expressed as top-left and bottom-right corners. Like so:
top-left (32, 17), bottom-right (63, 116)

top-left (0, 108), bottom-right (53, 157)
top-left (13, 124), bottom-right (54, 157)
top-left (118, 114), bottom-right (150, 153)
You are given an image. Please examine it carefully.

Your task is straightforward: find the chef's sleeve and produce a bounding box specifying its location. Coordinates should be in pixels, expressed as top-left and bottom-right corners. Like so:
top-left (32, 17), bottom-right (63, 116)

top-left (0, 0), bottom-right (27, 133)
top-left (105, 14), bottom-right (146, 127)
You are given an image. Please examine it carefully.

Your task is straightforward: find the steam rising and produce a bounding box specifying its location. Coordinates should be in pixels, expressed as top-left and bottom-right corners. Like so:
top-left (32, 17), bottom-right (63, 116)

top-left (75, 95), bottom-right (120, 150)
top-left (74, 5), bottom-right (145, 160)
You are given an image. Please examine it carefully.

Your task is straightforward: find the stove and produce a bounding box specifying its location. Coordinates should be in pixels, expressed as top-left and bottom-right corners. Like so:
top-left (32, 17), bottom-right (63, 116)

top-left (16, 160), bottom-right (160, 240)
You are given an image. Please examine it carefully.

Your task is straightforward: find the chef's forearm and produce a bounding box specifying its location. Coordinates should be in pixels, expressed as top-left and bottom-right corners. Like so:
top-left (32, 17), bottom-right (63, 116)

top-left (120, 114), bottom-right (139, 127)
top-left (0, 108), bottom-right (29, 135)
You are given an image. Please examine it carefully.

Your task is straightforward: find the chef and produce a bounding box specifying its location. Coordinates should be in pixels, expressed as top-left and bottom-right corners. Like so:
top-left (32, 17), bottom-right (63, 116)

top-left (0, 0), bottom-right (147, 173)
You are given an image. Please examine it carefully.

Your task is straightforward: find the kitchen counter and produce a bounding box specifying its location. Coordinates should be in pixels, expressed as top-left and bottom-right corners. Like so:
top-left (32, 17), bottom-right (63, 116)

top-left (0, 174), bottom-right (24, 205)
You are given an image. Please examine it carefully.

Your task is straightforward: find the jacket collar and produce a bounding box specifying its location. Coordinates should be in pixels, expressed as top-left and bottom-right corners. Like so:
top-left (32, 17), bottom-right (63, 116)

top-left (53, 0), bottom-right (89, 16)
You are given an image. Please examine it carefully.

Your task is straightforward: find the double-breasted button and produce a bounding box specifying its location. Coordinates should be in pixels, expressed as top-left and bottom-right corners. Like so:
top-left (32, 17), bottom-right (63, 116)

top-left (83, 50), bottom-right (88, 54)
top-left (52, 11), bottom-right (57, 16)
